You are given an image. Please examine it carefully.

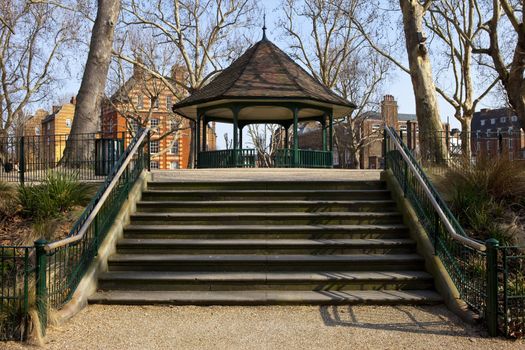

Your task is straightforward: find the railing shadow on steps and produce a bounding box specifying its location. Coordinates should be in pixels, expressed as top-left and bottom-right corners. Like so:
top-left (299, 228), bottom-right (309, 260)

top-left (384, 126), bottom-right (525, 338)
top-left (31, 128), bottom-right (150, 336)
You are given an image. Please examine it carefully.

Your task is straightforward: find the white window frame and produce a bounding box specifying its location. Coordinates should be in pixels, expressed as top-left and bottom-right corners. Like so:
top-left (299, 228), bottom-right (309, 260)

top-left (490, 118), bottom-right (496, 125)
top-left (150, 118), bottom-right (160, 128)
top-left (500, 117), bottom-right (506, 123)
top-left (149, 140), bottom-right (160, 153)
top-left (480, 120), bottom-right (486, 126)
top-left (150, 161), bottom-right (159, 169)
top-left (170, 161), bottom-right (179, 170)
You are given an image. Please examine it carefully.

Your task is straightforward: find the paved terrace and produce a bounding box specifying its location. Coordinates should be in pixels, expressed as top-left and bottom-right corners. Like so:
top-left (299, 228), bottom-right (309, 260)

top-left (151, 169), bottom-right (382, 182)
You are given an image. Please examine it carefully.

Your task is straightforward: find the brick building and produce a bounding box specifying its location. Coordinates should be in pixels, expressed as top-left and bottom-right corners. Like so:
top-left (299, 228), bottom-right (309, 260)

top-left (41, 98), bottom-right (76, 165)
top-left (471, 108), bottom-right (525, 159)
top-left (298, 95), bottom-right (418, 169)
top-left (101, 65), bottom-right (217, 170)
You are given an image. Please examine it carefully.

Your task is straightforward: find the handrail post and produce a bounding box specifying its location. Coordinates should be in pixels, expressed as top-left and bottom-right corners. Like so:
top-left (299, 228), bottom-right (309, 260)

top-left (35, 239), bottom-right (48, 335)
top-left (146, 130), bottom-right (151, 172)
top-left (486, 238), bottom-right (499, 337)
top-left (19, 136), bottom-right (25, 185)
top-left (382, 130), bottom-right (387, 170)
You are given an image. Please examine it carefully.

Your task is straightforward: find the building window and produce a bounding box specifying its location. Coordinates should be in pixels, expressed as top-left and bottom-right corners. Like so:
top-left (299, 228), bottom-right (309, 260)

top-left (372, 124), bottom-right (380, 130)
top-left (65, 119), bottom-right (72, 128)
top-left (170, 140), bottom-right (179, 155)
top-left (170, 161), bottom-right (179, 169)
top-left (400, 125), bottom-right (407, 131)
top-left (487, 140), bottom-right (492, 150)
top-left (35, 127), bottom-right (40, 135)
top-left (137, 95), bottom-right (144, 109)
top-left (150, 118), bottom-right (160, 128)
top-left (490, 118), bottom-right (496, 125)
top-left (46, 123), bottom-right (50, 130)
top-left (150, 140), bottom-right (159, 153)
top-left (508, 127), bottom-right (513, 134)
top-left (500, 117), bottom-right (506, 123)
top-left (166, 96), bottom-right (172, 110)
top-left (480, 120), bottom-right (486, 126)
top-left (170, 120), bottom-right (179, 130)
top-left (511, 116), bottom-right (518, 122)
top-left (152, 97), bottom-right (159, 109)
top-left (486, 128), bottom-right (491, 136)
top-left (150, 161), bottom-right (159, 169)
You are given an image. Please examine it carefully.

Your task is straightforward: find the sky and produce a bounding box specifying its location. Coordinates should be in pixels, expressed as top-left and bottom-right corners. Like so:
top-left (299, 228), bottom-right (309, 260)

top-left (56, 0), bottom-right (499, 149)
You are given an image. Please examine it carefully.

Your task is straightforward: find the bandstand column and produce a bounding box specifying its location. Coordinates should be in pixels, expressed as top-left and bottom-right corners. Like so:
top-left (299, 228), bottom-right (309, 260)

top-left (202, 115), bottom-right (207, 151)
top-left (284, 125), bottom-right (289, 149)
top-left (239, 125), bottom-right (243, 149)
top-left (293, 107), bottom-right (299, 167)
top-left (321, 115), bottom-right (327, 151)
top-left (329, 110), bottom-right (334, 152)
top-left (233, 107), bottom-right (239, 150)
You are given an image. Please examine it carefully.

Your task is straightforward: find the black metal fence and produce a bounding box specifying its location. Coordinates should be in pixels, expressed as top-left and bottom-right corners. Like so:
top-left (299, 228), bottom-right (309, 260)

top-left (0, 246), bottom-right (34, 341)
top-left (0, 132), bottom-right (128, 184)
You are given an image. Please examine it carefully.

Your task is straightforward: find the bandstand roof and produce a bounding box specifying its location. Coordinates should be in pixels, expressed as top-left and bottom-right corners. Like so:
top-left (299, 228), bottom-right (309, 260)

top-left (172, 38), bottom-right (355, 122)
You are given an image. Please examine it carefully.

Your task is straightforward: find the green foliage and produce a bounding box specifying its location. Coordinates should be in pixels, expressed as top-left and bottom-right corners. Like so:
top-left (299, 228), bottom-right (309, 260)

top-left (18, 172), bottom-right (91, 220)
top-left (443, 156), bottom-right (525, 244)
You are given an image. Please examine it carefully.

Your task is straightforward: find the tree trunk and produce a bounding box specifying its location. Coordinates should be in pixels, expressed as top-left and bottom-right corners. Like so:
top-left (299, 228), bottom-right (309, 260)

top-left (460, 117), bottom-right (472, 160)
top-left (65, 0), bottom-right (121, 164)
top-left (504, 31), bottom-right (525, 131)
top-left (399, 0), bottom-right (446, 163)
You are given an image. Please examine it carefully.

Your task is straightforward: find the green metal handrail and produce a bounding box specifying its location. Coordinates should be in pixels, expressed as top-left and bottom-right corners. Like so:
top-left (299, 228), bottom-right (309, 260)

top-left (384, 127), bottom-right (494, 331)
top-left (197, 149), bottom-right (256, 168)
top-left (34, 128), bottom-right (150, 334)
top-left (274, 148), bottom-right (332, 168)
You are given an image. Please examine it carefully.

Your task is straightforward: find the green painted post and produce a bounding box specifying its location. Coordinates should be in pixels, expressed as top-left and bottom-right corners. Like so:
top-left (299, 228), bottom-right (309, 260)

top-left (321, 116), bottom-right (327, 151)
top-left (328, 110), bottom-right (333, 152)
top-left (34, 239), bottom-right (48, 335)
top-left (202, 116), bottom-right (207, 152)
top-left (239, 125), bottom-right (243, 150)
top-left (284, 126), bottom-right (289, 149)
top-left (22, 248), bottom-right (30, 339)
top-left (146, 130), bottom-right (151, 171)
top-left (19, 136), bottom-right (25, 185)
top-left (382, 129), bottom-right (387, 170)
top-left (293, 107), bottom-right (299, 167)
top-left (233, 107), bottom-right (239, 167)
top-left (486, 238), bottom-right (499, 337)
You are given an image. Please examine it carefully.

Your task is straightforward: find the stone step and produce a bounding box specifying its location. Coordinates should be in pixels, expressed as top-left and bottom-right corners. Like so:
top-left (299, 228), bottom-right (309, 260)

top-left (123, 224), bottom-right (410, 239)
top-left (141, 189), bottom-right (392, 201)
top-left (98, 271), bottom-right (434, 291)
top-left (147, 180), bottom-right (387, 191)
top-left (116, 238), bottom-right (417, 255)
top-left (88, 290), bottom-right (443, 306)
top-left (129, 212), bottom-right (404, 226)
top-left (136, 200), bottom-right (397, 213)
top-left (107, 254), bottom-right (426, 272)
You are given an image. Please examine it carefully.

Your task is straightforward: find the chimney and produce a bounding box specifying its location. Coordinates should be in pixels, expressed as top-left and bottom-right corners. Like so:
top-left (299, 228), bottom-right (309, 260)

top-left (133, 56), bottom-right (145, 78)
top-left (70, 96), bottom-right (77, 105)
top-left (171, 64), bottom-right (185, 83)
top-left (381, 95), bottom-right (399, 130)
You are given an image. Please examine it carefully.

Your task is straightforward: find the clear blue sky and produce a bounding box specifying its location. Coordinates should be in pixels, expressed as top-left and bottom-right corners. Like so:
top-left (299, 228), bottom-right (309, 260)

top-left (57, 0), bottom-right (499, 149)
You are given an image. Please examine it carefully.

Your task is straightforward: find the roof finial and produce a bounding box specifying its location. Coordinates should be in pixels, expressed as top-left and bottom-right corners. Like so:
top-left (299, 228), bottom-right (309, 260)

top-left (262, 13), bottom-right (267, 41)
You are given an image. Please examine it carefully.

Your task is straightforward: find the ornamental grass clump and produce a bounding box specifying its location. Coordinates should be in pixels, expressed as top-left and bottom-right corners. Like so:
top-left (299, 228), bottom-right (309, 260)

top-left (0, 181), bottom-right (18, 220)
top-left (444, 156), bottom-right (525, 244)
top-left (18, 172), bottom-right (91, 220)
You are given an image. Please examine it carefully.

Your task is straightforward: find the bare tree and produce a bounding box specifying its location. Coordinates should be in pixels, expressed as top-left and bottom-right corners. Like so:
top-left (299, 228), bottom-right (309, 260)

top-left (348, 0), bottom-right (447, 162)
top-left (472, 0), bottom-right (525, 131)
top-left (247, 124), bottom-right (282, 167)
top-left (0, 1), bottom-right (75, 138)
top-left (426, 0), bottom-right (499, 157)
top-left (67, 0), bottom-right (121, 142)
top-left (280, 0), bottom-right (389, 168)
top-left (120, 0), bottom-right (260, 95)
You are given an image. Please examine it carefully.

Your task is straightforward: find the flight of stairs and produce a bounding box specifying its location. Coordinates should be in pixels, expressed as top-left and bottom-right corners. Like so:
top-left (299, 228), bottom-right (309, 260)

top-left (89, 179), bottom-right (442, 305)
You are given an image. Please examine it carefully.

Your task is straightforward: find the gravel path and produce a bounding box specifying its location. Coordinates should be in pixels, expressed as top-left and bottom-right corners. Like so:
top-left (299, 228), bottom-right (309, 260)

top-left (3, 305), bottom-right (523, 350)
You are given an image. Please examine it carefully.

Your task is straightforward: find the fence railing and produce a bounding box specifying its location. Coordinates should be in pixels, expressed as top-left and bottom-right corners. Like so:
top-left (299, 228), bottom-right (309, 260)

top-left (274, 148), bottom-right (333, 168)
top-left (197, 149), bottom-right (256, 168)
top-left (0, 246), bottom-right (34, 341)
top-left (0, 132), bottom-right (128, 184)
top-left (385, 127), bottom-right (525, 337)
top-left (401, 130), bottom-right (525, 174)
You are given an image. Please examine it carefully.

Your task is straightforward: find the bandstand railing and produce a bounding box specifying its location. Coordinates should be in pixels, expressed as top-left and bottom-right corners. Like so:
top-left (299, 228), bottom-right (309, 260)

top-left (274, 148), bottom-right (332, 168)
top-left (197, 149), bottom-right (256, 168)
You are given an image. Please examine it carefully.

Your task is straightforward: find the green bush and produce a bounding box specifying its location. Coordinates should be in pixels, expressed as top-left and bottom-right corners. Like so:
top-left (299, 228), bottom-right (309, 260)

top-left (443, 156), bottom-right (525, 243)
top-left (18, 172), bottom-right (91, 220)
